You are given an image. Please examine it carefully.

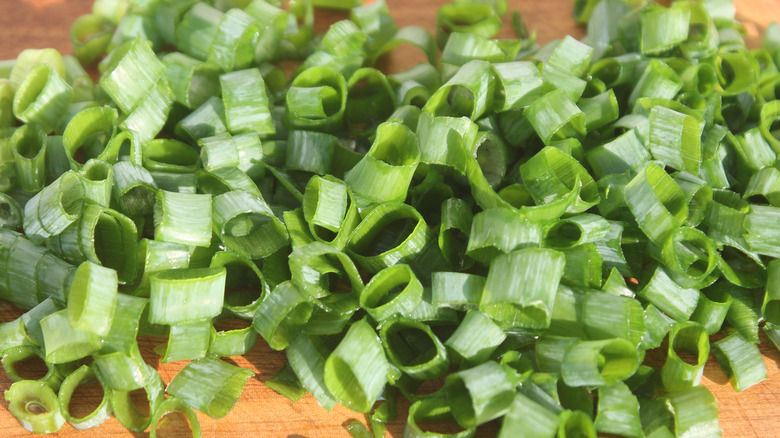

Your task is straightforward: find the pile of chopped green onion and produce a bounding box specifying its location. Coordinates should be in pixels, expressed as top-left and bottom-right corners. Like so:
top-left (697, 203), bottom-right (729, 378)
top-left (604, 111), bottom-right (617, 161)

top-left (2, 0), bottom-right (780, 436)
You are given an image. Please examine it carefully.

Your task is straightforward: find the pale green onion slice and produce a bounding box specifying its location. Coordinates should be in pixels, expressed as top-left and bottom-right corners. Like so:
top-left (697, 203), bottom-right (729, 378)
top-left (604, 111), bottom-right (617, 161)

top-left (13, 64), bottom-right (73, 133)
top-left (594, 381), bottom-right (643, 438)
top-left (640, 7), bottom-right (690, 55)
top-left (220, 68), bottom-right (274, 136)
top-left (344, 121), bottom-right (419, 206)
top-left (560, 338), bottom-right (639, 387)
top-left (625, 162), bottom-right (688, 245)
top-left (57, 365), bottom-right (111, 430)
top-left (660, 386), bottom-right (721, 438)
top-left (661, 321), bottom-right (709, 391)
top-left (149, 397), bottom-right (202, 438)
top-left (444, 310), bottom-right (506, 364)
top-left (524, 89), bottom-right (586, 144)
top-left (518, 146), bottom-right (599, 214)
top-left (153, 190), bottom-right (212, 248)
top-left (445, 361), bottom-right (515, 428)
top-left (167, 356), bottom-right (253, 419)
top-left (148, 267), bottom-right (226, 325)
top-left (23, 170), bottom-right (85, 244)
top-left (378, 317), bottom-right (449, 380)
top-left (208, 8), bottom-right (260, 72)
top-left (285, 66), bottom-right (347, 133)
top-left (712, 332), bottom-right (767, 391)
top-left (67, 261), bottom-right (117, 337)
top-left (253, 281), bottom-right (313, 350)
top-left (212, 190), bottom-right (288, 259)
top-left (480, 248), bottom-right (565, 330)
top-left (11, 123), bottom-right (48, 193)
top-left (5, 380), bottom-right (66, 434)
top-left (323, 319), bottom-right (388, 413)
top-left (498, 393), bottom-right (559, 438)
top-left (287, 334), bottom-right (338, 411)
top-left (111, 161), bottom-right (158, 216)
top-left (109, 366), bottom-right (164, 432)
top-left (360, 264), bottom-right (423, 323)
top-left (156, 319), bottom-right (212, 363)
top-left (40, 309), bottom-right (102, 364)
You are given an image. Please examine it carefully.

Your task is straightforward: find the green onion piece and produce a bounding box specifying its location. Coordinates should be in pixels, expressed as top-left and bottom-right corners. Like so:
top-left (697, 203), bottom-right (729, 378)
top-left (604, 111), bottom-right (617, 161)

top-left (346, 202), bottom-right (433, 274)
top-left (11, 123), bottom-right (48, 193)
top-left (360, 264), bottom-right (423, 323)
top-left (154, 190), bottom-right (212, 248)
top-left (445, 310), bottom-right (506, 364)
top-left (156, 319), bottom-right (212, 363)
top-left (132, 238), bottom-right (190, 296)
top-left (209, 318), bottom-right (257, 358)
top-left (624, 162), bottom-right (688, 245)
top-left (220, 69), bottom-right (274, 136)
top-left (647, 106), bottom-right (703, 174)
top-left (431, 272), bottom-right (484, 311)
top-left (0, 346), bottom-right (62, 390)
top-left (629, 59), bottom-right (683, 108)
top-left (561, 338), bottom-right (639, 387)
top-left (13, 65), bottom-right (73, 133)
top-left (712, 331), bottom-right (767, 392)
top-left (287, 334), bottom-right (338, 411)
top-left (93, 347), bottom-right (150, 391)
top-left (148, 267), bottom-right (226, 325)
top-left (303, 175), bottom-right (360, 249)
top-left (40, 309), bottom-right (102, 364)
top-left (149, 397), bottom-right (202, 438)
top-left (5, 380), bottom-right (66, 434)
top-left (544, 213), bottom-right (610, 249)
top-left (289, 241), bottom-right (364, 298)
top-left (524, 89), bottom-right (586, 144)
top-left (324, 319), bottom-right (388, 413)
top-left (79, 159), bottom-right (113, 206)
top-left (639, 266), bottom-right (700, 322)
top-left (640, 6), bottom-right (690, 55)
top-left (23, 170), bottom-right (85, 244)
top-left (445, 361), bottom-right (515, 428)
top-left (690, 287), bottom-right (732, 335)
top-left (252, 281), bottom-right (313, 350)
top-left (660, 386), bottom-right (721, 438)
top-left (558, 410), bottom-right (596, 438)
top-left (480, 248), bottom-right (565, 330)
top-left (119, 78), bottom-right (173, 145)
top-left (99, 38), bottom-right (165, 114)
top-left (498, 393), bottom-right (559, 438)
top-left (594, 381), bottom-right (643, 438)
top-left (175, 96), bottom-right (228, 144)
top-left (519, 146), bottom-right (599, 214)
top-left (67, 261), bottom-right (117, 337)
top-left (107, 13), bottom-right (161, 53)
top-left (440, 32), bottom-right (520, 79)
top-left (379, 317), bottom-right (449, 380)
top-left (208, 9), bottom-right (260, 72)
top-left (583, 292), bottom-right (645, 346)
top-left (101, 293), bottom-right (146, 354)
top-left (760, 100), bottom-right (780, 153)
top-left (210, 250), bottom-right (267, 319)
top-left (437, 2), bottom-right (501, 47)
top-left (57, 365), bottom-right (110, 430)
top-left (212, 190), bottom-right (287, 259)
top-left (425, 60), bottom-right (494, 120)
top-left (404, 395), bottom-right (476, 438)
top-left (345, 121), bottom-right (419, 206)
top-left (111, 161), bottom-right (158, 216)
top-left (343, 67), bottom-right (396, 135)
top-left (70, 13), bottom-right (113, 65)
top-left (167, 356), bottom-right (253, 419)
top-left (661, 321), bottom-right (709, 391)
top-left (578, 89), bottom-right (619, 131)
top-left (163, 52), bottom-right (220, 110)
top-left (284, 129), bottom-right (336, 174)
top-left (2, 232), bottom-right (47, 309)
top-left (285, 66), bottom-right (347, 133)
top-left (109, 365), bottom-right (164, 431)
top-left (265, 362), bottom-right (306, 402)
top-left (437, 198), bottom-right (473, 269)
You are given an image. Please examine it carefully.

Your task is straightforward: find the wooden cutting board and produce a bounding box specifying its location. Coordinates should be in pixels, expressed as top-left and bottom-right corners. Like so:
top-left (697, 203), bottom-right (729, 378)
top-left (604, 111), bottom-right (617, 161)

top-left (1, 0), bottom-right (780, 436)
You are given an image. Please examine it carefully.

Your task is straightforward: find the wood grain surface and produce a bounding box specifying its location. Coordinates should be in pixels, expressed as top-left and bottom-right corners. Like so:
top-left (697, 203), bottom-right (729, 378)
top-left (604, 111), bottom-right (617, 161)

top-left (1, 0), bottom-right (780, 437)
